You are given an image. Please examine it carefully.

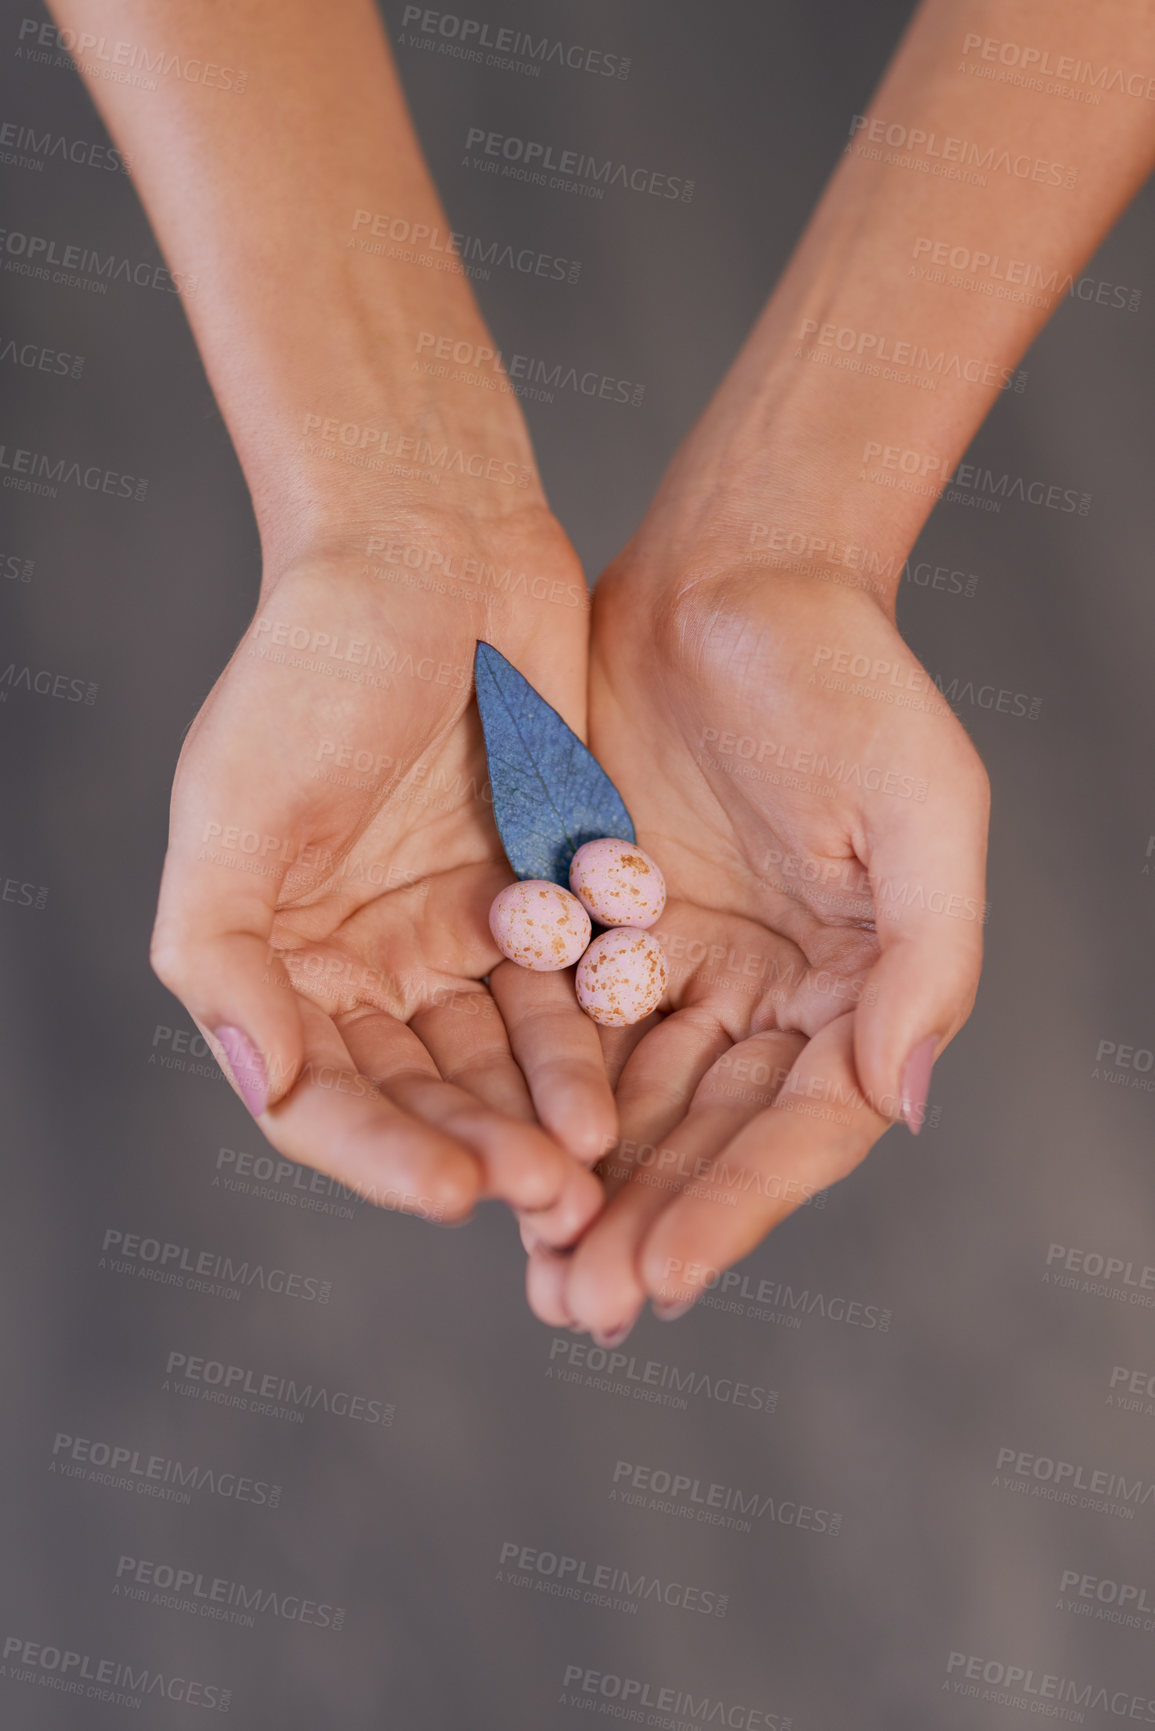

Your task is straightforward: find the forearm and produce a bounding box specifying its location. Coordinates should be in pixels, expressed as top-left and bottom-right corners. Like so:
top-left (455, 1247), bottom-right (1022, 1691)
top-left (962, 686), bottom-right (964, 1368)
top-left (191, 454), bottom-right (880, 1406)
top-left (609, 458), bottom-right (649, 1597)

top-left (659, 0), bottom-right (1155, 600)
top-left (46, 0), bottom-right (538, 564)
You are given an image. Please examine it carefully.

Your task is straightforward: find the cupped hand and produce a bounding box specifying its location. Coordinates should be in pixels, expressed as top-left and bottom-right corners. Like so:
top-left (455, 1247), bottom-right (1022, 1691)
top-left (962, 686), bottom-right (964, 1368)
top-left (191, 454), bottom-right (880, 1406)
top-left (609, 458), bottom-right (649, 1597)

top-left (529, 541), bottom-right (989, 1337)
top-left (150, 500), bottom-right (615, 1239)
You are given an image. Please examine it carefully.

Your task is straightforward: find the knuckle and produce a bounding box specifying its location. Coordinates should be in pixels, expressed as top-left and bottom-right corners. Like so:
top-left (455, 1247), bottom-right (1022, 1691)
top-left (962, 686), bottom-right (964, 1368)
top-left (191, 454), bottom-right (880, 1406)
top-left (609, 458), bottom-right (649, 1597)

top-left (149, 926), bottom-right (191, 993)
top-left (963, 748), bottom-right (992, 812)
top-left (514, 1157), bottom-right (566, 1212)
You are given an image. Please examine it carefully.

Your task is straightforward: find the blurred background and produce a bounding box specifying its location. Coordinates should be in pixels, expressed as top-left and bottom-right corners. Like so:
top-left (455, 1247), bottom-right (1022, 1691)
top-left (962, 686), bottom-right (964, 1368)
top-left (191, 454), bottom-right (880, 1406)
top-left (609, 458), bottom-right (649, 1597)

top-left (2, 0), bottom-right (1155, 1724)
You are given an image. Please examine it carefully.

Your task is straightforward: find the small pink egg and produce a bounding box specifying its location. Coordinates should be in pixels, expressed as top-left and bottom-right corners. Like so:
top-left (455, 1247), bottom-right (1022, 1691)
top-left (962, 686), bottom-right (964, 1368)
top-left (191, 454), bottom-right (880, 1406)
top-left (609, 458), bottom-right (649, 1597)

top-left (575, 927), bottom-right (667, 1026)
top-left (489, 880), bottom-right (591, 972)
top-left (569, 837), bottom-right (666, 928)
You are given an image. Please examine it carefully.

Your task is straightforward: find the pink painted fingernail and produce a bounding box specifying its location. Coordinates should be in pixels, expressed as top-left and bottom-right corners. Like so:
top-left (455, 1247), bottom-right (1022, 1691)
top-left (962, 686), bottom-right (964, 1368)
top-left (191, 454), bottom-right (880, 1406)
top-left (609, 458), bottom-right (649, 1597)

top-left (900, 1035), bottom-right (937, 1135)
top-left (592, 1320), bottom-right (634, 1349)
top-left (215, 1025), bottom-right (268, 1117)
top-left (653, 1297), bottom-right (697, 1322)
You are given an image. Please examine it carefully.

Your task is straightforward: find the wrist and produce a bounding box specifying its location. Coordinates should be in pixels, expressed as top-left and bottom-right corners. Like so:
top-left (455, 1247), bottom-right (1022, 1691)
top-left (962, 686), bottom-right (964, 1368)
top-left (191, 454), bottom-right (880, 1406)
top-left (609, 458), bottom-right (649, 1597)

top-left (187, 244), bottom-right (546, 567)
top-left (626, 136), bottom-right (1050, 614)
top-left (254, 481), bottom-right (590, 660)
top-left (626, 402), bottom-right (912, 623)
top-left (250, 389), bottom-right (546, 577)
top-left (629, 331), bottom-right (991, 621)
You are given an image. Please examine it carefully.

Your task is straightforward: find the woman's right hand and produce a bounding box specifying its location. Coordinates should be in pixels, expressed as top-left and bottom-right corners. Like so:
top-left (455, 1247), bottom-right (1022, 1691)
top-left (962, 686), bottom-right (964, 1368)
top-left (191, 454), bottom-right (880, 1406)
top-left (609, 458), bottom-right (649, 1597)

top-left (151, 495), bottom-right (615, 1245)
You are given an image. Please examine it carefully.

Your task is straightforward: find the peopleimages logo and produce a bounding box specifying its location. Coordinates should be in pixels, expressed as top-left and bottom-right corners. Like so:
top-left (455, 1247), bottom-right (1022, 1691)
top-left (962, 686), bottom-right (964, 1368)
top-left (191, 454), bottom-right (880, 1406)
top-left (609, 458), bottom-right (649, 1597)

top-left (1043, 1241), bottom-right (1155, 1304)
top-left (496, 1542), bottom-right (728, 1616)
top-left (351, 209), bottom-right (581, 284)
top-left (1109, 1365), bottom-right (1155, 1412)
top-left (959, 33), bottom-right (1155, 101)
top-left (415, 330), bottom-right (646, 408)
top-left (945, 1651), bottom-right (1155, 1721)
top-left (611, 1460), bottom-right (841, 1537)
top-left (0, 117), bottom-right (130, 172)
top-left (670, 1262), bottom-right (893, 1332)
top-left (366, 536), bottom-right (587, 611)
top-left (50, 1430), bottom-right (282, 1507)
top-left (15, 18), bottom-right (246, 94)
top-left (700, 727), bottom-right (929, 800)
top-left (560, 1664), bottom-right (791, 1730)
top-left (847, 113), bottom-right (1076, 186)
top-left (397, 6), bottom-right (630, 79)
top-left (0, 549), bottom-right (33, 581)
top-left (1, 1634), bottom-right (230, 1713)
top-left (911, 237), bottom-right (1142, 310)
top-left (0, 225), bottom-right (193, 293)
top-left (163, 1350), bottom-right (394, 1427)
top-left (0, 440), bottom-right (147, 500)
top-left (1059, 1567), bottom-right (1155, 1628)
top-left (798, 316), bottom-right (1022, 390)
top-left (463, 127), bottom-right (694, 200)
top-left (0, 665), bottom-right (97, 704)
top-left (994, 1445), bottom-right (1155, 1517)
top-left (99, 1227), bottom-right (333, 1304)
top-left (546, 1335), bottom-right (777, 1413)
top-left (0, 336), bottom-right (84, 378)
top-left (860, 440), bottom-right (1091, 513)
top-left (114, 1555), bottom-right (345, 1631)
top-left (0, 873), bottom-right (48, 910)
top-left (214, 1143), bottom-right (360, 1218)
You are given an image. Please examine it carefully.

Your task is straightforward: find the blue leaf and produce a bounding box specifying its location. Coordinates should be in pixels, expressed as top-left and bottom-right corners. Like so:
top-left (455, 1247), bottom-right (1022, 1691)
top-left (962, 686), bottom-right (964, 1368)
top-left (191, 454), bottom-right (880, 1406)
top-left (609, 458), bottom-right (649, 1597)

top-left (474, 640), bottom-right (635, 886)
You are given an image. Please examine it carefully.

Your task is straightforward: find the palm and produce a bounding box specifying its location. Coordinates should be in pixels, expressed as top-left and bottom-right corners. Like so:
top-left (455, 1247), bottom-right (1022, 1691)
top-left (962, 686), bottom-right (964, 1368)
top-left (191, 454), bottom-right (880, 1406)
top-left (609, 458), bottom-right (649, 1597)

top-left (531, 558), bottom-right (988, 1334)
top-left (238, 564), bottom-right (517, 1028)
top-left (153, 515), bottom-right (613, 1238)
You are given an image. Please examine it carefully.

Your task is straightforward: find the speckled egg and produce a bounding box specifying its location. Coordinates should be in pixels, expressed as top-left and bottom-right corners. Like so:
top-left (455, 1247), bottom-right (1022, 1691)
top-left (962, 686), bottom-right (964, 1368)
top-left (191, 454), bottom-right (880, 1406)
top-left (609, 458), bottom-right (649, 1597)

top-left (575, 926), bottom-right (668, 1026)
top-left (489, 880), bottom-right (592, 971)
top-left (569, 837), bottom-right (666, 929)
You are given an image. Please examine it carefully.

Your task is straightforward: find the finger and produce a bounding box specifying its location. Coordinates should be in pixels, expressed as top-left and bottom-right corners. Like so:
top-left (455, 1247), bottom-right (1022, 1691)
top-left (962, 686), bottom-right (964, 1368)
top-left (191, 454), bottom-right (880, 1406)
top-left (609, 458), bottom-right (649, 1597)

top-left (565, 1028), bottom-right (802, 1338)
top-left (409, 985), bottom-right (538, 1120)
top-left (596, 1018), bottom-right (654, 1089)
top-left (641, 1015), bottom-right (890, 1305)
top-left (150, 648), bottom-right (384, 1117)
top-left (855, 751), bottom-right (990, 1132)
top-left (154, 828), bottom-right (306, 1119)
top-left (409, 984), bottom-right (606, 1245)
top-left (518, 1159), bottom-right (606, 1252)
top-left (597, 1006), bottom-right (735, 1199)
top-left (340, 1007), bottom-right (602, 1241)
top-left (489, 962), bottom-right (617, 1164)
top-left (512, 1171), bottom-right (604, 1250)
top-left (256, 998), bottom-right (482, 1222)
top-left (525, 1245), bottom-right (577, 1327)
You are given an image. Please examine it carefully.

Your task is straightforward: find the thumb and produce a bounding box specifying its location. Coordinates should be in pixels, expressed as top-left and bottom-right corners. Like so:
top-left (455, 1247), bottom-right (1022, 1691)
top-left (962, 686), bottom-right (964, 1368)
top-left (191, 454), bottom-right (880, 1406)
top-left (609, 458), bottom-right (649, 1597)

top-left (150, 798), bottom-right (308, 1118)
top-left (853, 759), bottom-right (990, 1132)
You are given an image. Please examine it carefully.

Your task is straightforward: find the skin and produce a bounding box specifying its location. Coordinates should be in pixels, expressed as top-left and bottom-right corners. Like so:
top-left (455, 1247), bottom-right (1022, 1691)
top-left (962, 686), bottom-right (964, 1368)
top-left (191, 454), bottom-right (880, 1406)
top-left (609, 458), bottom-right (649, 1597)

top-left (158, 516), bottom-right (612, 1243)
top-left (50, 0), bottom-right (1155, 1327)
top-left (47, 0), bottom-right (615, 1237)
top-left (525, 0), bottom-right (1155, 1335)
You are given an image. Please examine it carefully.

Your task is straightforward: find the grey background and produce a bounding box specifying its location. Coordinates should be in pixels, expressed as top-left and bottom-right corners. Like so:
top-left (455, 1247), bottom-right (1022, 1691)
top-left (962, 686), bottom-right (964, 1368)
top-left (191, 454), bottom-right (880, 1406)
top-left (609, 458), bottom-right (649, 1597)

top-left (3, 0), bottom-right (1155, 1724)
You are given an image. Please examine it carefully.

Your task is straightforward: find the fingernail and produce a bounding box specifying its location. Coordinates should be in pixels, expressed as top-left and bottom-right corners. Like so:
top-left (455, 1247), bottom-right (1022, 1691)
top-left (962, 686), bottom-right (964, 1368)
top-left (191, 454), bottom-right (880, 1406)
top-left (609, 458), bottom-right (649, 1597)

top-left (653, 1297), bottom-right (697, 1322)
top-left (900, 1035), bottom-right (937, 1135)
top-left (214, 1025), bottom-right (268, 1117)
top-left (519, 1220), bottom-right (540, 1254)
top-left (592, 1320), bottom-right (634, 1349)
